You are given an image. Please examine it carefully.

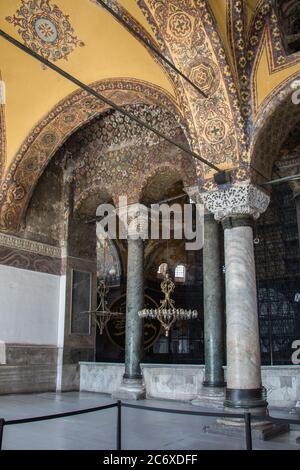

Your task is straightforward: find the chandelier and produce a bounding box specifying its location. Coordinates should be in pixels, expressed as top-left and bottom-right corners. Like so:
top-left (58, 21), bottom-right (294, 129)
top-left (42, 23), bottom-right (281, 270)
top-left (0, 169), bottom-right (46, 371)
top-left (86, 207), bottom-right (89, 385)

top-left (83, 279), bottom-right (122, 335)
top-left (138, 273), bottom-right (198, 337)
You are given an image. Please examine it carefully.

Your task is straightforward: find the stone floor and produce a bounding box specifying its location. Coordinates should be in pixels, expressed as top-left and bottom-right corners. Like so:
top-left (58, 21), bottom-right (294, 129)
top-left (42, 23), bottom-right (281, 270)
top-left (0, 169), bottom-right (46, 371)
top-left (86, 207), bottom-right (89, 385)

top-left (0, 392), bottom-right (300, 450)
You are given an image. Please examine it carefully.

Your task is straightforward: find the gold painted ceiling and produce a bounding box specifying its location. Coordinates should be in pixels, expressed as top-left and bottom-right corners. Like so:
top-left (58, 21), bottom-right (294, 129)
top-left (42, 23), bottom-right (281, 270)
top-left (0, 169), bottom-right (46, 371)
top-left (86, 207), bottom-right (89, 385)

top-left (0, 0), bottom-right (299, 232)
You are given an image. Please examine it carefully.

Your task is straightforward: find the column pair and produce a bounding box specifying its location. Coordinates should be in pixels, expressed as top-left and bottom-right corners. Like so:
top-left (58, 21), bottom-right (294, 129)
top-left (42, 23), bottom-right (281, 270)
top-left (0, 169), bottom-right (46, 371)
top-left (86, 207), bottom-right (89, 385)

top-left (201, 183), bottom-right (270, 411)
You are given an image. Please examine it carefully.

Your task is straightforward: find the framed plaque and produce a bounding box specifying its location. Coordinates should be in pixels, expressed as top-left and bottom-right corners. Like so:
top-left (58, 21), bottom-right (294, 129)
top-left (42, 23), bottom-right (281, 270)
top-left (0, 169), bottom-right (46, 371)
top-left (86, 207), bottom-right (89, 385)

top-left (70, 269), bottom-right (92, 335)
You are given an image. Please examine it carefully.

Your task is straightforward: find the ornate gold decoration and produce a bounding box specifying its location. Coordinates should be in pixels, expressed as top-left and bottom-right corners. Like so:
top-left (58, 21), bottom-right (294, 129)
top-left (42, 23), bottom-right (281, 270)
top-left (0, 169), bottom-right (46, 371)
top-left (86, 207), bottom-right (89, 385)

top-left (106, 294), bottom-right (161, 350)
top-left (83, 279), bottom-right (122, 335)
top-left (6, 0), bottom-right (84, 63)
top-left (138, 273), bottom-right (198, 337)
top-left (189, 60), bottom-right (220, 97)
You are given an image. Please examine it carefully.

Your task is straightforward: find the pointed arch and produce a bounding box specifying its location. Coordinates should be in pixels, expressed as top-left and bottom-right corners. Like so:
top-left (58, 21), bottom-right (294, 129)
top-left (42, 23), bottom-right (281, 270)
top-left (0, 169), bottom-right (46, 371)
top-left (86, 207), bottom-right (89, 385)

top-left (250, 72), bottom-right (300, 182)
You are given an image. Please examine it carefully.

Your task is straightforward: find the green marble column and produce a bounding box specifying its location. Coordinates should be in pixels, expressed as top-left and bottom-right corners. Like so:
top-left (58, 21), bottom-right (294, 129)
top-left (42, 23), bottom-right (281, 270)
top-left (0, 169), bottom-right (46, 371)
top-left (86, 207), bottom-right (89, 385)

top-left (295, 195), bottom-right (300, 250)
top-left (113, 207), bottom-right (146, 400)
top-left (124, 237), bottom-right (144, 380)
top-left (203, 213), bottom-right (225, 388)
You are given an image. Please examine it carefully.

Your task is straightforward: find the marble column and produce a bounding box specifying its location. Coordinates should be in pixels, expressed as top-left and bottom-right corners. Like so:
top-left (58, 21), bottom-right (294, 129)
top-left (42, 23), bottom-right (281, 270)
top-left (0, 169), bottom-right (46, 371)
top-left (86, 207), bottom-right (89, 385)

top-left (203, 213), bottom-right (225, 389)
top-left (201, 183), bottom-right (270, 412)
top-left (113, 205), bottom-right (147, 400)
top-left (124, 237), bottom-right (145, 382)
top-left (277, 163), bottom-right (300, 250)
top-left (294, 193), bottom-right (300, 250)
top-left (222, 216), bottom-right (266, 409)
top-left (184, 185), bottom-right (225, 406)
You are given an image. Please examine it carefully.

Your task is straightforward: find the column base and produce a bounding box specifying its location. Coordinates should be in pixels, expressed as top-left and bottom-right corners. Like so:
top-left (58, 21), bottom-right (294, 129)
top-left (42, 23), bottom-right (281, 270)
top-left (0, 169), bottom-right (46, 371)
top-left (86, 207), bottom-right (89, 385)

top-left (112, 377), bottom-right (145, 400)
top-left (204, 420), bottom-right (289, 441)
top-left (203, 380), bottom-right (226, 388)
top-left (191, 386), bottom-right (225, 408)
top-left (202, 387), bottom-right (289, 441)
top-left (224, 388), bottom-right (268, 409)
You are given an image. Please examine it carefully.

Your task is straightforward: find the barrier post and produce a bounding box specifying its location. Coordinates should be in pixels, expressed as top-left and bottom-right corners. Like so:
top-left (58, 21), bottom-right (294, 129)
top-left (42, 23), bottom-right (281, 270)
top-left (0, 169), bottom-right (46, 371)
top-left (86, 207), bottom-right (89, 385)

top-left (0, 418), bottom-right (5, 450)
top-left (117, 401), bottom-right (122, 450)
top-left (244, 413), bottom-right (252, 450)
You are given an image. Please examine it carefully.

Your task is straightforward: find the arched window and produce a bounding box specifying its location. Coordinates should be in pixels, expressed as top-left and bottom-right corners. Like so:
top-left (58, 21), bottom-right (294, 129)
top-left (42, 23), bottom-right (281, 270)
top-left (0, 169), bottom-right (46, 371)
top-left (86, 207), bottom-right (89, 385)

top-left (175, 264), bottom-right (186, 282)
top-left (157, 263), bottom-right (168, 278)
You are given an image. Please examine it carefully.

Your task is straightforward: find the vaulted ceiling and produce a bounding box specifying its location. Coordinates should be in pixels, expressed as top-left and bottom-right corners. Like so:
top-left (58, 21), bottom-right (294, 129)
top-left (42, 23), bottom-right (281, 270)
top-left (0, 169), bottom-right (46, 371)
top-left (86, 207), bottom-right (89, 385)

top-left (0, 0), bottom-right (299, 184)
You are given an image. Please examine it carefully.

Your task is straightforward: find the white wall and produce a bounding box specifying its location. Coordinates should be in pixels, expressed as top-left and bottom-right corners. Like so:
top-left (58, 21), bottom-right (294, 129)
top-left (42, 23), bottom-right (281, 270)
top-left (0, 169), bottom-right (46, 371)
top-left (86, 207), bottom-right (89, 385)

top-left (0, 265), bottom-right (61, 345)
top-left (56, 274), bottom-right (66, 391)
top-left (0, 340), bottom-right (5, 364)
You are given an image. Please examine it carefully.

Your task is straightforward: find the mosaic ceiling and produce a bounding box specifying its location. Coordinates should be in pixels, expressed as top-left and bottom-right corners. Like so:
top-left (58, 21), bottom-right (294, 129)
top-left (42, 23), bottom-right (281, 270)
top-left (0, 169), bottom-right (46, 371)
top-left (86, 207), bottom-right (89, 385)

top-left (64, 103), bottom-right (197, 212)
top-left (0, 0), bottom-right (299, 233)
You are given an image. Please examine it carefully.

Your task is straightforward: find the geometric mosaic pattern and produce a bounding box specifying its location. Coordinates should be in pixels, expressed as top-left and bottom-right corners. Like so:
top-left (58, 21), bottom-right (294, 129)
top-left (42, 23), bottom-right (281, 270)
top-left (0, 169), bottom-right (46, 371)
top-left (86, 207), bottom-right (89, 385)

top-left (138, 0), bottom-right (245, 178)
top-left (65, 104), bottom-right (197, 211)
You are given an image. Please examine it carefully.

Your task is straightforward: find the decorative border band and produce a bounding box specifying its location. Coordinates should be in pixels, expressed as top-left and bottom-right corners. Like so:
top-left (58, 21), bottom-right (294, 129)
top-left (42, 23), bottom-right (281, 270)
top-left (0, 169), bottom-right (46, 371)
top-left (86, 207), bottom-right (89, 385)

top-left (0, 232), bottom-right (61, 258)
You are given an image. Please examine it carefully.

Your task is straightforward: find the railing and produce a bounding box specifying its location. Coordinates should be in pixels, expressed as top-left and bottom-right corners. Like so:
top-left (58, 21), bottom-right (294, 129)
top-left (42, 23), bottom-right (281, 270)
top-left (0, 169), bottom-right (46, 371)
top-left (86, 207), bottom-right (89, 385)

top-left (0, 401), bottom-right (299, 451)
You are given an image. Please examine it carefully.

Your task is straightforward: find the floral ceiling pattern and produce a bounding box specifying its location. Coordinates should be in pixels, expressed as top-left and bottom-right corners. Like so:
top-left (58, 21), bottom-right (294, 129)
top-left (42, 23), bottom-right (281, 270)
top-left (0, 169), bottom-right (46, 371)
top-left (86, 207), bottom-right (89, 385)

top-left (6, 0), bottom-right (85, 62)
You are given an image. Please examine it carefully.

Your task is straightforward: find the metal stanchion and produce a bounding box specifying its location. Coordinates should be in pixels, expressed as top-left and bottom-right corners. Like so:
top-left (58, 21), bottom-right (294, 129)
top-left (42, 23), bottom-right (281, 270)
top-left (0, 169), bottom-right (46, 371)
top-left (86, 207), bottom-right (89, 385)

top-left (117, 401), bottom-right (122, 451)
top-left (244, 413), bottom-right (253, 450)
top-left (0, 418), bottom-right (5, 450)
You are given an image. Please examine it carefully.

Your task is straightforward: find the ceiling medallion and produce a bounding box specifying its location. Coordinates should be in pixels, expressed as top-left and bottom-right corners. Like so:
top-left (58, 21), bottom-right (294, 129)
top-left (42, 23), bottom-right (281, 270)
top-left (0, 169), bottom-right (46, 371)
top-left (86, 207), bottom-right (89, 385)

top-left (189, 59), bottom-right (220, 97)
top-left (6, 0), bottom-right (85, 62)
top-left (204, 118), bottom-right (226, 144)
top-left (138, 273), bottom-right (198, 337)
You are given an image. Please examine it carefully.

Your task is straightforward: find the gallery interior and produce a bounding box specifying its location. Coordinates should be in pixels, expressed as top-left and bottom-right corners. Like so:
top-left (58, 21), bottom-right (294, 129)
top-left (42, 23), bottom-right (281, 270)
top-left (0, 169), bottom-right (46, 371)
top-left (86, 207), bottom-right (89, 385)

top-left (0, 0), bottom-right (300, 450)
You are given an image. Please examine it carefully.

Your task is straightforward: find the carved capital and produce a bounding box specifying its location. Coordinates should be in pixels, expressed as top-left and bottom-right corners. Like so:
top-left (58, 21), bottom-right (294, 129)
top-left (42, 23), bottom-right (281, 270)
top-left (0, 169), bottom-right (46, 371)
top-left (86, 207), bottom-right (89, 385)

top-left (289, 180), bottom-right (300, 199)
top-left (184, 185), bottom-right (202, 205)
top-left (200, 183), bottom-right (270, 221)
top-left (118, 202), bottom-right (149, 239)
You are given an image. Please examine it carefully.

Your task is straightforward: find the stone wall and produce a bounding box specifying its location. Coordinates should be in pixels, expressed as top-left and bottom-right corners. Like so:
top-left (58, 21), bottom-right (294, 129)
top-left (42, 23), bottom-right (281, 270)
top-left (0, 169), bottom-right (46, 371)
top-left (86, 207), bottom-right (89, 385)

top-left (0, 344), bottom-right (58, 395)
top-left (79, 362), bottom-right (300, 409)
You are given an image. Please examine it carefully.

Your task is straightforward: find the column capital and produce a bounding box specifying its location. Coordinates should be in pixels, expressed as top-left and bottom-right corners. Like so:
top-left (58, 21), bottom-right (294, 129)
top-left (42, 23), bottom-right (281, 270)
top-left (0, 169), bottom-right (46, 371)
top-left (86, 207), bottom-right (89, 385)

top-left (184, 184), bottom-right (202, 205)
top-left (290, 180), bottom-right (300, 199)
top-left (118, 202), bottom-right (149, 239)
top-left (200, 183), bottom-right (270, 221)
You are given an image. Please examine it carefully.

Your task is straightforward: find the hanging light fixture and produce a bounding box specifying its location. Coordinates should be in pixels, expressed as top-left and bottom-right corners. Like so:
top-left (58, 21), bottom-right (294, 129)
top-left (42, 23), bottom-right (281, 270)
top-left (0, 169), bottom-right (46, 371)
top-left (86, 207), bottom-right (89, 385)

top-left (138, 273), bottom-right (198, 337)
top-left (83, 236), bottom-right (122, 334)
top-left (83, 279), bottom-right (123, 335)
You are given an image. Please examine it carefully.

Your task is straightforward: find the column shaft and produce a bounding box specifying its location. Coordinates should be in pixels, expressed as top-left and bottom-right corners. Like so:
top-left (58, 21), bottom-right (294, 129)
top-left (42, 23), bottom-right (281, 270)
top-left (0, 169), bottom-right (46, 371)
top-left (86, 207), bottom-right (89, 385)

top-left (203, 214), bottom-right (225, 387)
top-left (223, 218), bottom-right (266, 409)
top-left (295, 195), bottom-right (300, 250)
top-left (124, 238), bottom-right (144, 379)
